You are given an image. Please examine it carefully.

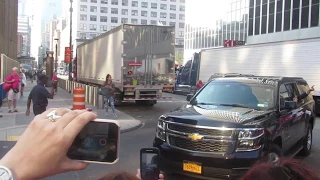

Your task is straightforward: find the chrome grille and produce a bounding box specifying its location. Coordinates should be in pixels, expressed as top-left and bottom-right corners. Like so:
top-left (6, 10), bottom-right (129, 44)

top-left (168, 135), bottom-right (229, 153)
top-left (168, 123), bottom-right (233, 136)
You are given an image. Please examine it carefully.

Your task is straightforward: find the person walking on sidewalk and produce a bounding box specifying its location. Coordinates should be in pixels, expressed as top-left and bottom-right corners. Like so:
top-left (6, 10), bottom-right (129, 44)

top-left (52, 72), bottom-right (58, 93)
top-left (26, 74), bottom-right (55, 116)
top-left (5, 67), bottom-right (21, 113)
top-left (103, 74), bottom-right (117, 117)
top-left (20, 69), bottom-right (27, 97)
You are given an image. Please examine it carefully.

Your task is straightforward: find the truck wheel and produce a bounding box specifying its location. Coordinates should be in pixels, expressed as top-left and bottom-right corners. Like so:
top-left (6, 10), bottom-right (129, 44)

top-left (300, 123), bottom-right (312, 156)
top-left (266, 144), bottom-right (283, 163)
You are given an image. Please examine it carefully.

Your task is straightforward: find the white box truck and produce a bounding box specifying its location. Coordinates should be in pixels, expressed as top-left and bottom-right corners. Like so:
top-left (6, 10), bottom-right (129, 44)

top-left (76, 24), bottom-right (175, 106)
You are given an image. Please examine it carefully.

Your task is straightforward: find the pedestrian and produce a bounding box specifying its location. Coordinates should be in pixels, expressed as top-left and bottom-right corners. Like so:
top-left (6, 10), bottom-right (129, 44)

top-left (20, 69), bottom-right (27, 97)
top-left (196, 80), bottom-right (204, 90)
top-left (103, 74), bottom-right (117, 117)
top-left (52, 72), bottom-right (58, 93)
top-left (4, 67), bottom-right (20, 113)
top-left (26, 74), bottom-right (55, 116)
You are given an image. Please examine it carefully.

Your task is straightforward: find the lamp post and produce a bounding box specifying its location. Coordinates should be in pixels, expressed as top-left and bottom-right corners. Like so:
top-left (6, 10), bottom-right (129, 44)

top-left (69, 0), bottom-right (73, 81)
top-left (54, 38), bottom-right (59, 72)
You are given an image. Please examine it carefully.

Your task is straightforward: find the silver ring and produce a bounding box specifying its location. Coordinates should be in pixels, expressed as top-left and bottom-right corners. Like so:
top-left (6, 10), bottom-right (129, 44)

top-left (46, 110), bottom-right (62, 122)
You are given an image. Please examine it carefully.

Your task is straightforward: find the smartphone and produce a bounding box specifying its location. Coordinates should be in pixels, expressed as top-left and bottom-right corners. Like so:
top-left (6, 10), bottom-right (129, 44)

top-left (67, 119), bottom-right (120, 164)
top-left (140, 148), bottom-right (160, 180)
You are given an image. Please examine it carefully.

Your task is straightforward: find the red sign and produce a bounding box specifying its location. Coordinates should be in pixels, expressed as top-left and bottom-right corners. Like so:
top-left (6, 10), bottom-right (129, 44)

top-left (129, 62), bottom-right (142, 66)
top-left (224, 40), bottom-right (246, 47)
top-left (65, 47), bottom-right (71, 63)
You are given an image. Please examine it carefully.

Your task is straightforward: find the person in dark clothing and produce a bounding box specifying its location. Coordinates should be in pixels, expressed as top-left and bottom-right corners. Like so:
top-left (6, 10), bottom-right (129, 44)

top-left (26, 74), bottom-right (55, 116)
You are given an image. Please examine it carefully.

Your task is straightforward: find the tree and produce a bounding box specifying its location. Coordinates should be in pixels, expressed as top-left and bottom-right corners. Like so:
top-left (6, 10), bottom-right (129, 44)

top-left (175, 50), bottom-right (184, 65)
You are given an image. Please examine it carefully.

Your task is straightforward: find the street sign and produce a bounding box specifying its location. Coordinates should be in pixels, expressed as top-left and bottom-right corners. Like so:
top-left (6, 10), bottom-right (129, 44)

top-left (65, 47), bottom-right (71, 63)
top-left (223, 40), bottom-right (246, 47)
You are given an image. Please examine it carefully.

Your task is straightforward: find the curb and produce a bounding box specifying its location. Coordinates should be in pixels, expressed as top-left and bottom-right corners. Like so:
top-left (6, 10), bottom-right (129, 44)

top-left (0, 125), bottom-right (28, 131)
top-left (120, 121), bottom-right (143, 134)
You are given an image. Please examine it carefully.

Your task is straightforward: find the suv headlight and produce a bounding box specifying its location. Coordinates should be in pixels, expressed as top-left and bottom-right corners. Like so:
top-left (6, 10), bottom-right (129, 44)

top-left (236, 128), bottom-right (264, 151)
top-left (156, 117), bottom-right (167, 141)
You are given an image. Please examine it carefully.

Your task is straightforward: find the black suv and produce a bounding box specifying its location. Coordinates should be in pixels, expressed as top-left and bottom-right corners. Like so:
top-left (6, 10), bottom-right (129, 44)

top-left (153, 76), bottom-right (315, 179)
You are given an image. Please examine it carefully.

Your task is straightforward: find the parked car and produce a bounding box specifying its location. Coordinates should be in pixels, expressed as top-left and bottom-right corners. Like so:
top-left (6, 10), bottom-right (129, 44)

top-left (153, 76), bottom-right (315, 179)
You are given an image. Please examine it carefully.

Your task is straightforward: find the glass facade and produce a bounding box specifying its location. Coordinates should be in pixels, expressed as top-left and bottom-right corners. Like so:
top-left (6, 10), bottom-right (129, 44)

top-left (184, 0), bottom-right (249, 58)
top-left (249, 0), bottom-right (320, 36)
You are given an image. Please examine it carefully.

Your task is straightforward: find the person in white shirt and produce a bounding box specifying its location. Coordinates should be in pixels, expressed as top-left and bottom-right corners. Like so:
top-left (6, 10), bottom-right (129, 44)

top-left (20, 69), bottom-right (27, 97)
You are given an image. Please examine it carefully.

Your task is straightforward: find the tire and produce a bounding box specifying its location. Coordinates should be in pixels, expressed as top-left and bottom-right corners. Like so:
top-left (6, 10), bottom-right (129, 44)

top-left (265, 144), bottom-right (283, 163)
top-left (300, 123), bottom-right (312, 156)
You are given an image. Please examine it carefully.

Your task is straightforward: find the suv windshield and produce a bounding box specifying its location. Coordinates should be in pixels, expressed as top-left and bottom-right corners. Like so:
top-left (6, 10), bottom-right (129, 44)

top-left (192, 80), bottom-right (275, 110)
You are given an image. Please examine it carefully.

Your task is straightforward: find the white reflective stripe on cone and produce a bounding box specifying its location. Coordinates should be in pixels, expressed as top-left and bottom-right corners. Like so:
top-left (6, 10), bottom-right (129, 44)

top-left (73, 102), bottom-right (85, 105)
top-left (73, 94), bottom-right (85, 97)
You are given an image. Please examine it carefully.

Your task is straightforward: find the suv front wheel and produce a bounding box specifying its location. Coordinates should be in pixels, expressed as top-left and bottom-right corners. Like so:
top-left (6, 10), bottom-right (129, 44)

top-left (300, 123), bottom-right (312, 156)
top-left (266, 144), bottom-right (283, 163)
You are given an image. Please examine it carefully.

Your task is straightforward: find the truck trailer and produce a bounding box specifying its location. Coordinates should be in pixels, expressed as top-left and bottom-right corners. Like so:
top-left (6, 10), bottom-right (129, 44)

top-left (76, 24), bottom-right (175, 106)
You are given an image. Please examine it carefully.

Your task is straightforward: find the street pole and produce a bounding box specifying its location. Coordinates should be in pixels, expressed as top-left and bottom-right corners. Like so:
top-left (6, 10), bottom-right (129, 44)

top-left (55, 43), bottom-right (58, 72)
top-left (69, 0), bottom-right (73, 81)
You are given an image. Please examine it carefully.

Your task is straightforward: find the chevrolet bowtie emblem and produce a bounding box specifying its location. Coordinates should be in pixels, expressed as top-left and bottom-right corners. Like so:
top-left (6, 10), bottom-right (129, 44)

top-left (188, 133), bottom-right (204, 141)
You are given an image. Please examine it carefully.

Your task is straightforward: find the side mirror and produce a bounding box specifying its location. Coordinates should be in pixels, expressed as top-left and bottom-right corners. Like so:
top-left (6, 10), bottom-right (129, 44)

top-left (186, 94), bottom-right (193, 101)
top-left (283, 101), bottom-right (297, 109)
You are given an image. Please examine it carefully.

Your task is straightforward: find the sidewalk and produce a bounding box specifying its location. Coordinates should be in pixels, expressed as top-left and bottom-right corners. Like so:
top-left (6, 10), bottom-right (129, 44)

top-left (0, 80), bottom-right (142, 142)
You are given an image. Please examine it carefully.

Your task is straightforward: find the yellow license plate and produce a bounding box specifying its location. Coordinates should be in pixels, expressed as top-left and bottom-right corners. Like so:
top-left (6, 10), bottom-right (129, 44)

top-left (183, 161), bottom-right (202, 174)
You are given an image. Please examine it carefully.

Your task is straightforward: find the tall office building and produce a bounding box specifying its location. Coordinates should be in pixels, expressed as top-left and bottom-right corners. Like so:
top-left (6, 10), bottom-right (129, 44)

top-left (184, 0), bottom-right (320, 61)
top-left (18, 16), bottom-right (31, 56)
top-left (72, 0), bottom-right (185, 43)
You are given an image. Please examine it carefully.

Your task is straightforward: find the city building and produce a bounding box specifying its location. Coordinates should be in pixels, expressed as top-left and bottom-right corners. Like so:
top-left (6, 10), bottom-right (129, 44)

top-left (18, 16), bottom-right (31, 57)
top-left (59, 0), bottom-right (186, 60)
top-left (0, 0), bottom-right (18, 60)
top-left (184, 0), bottom-right (320, 62)
top-left (17, 35), bottom-right (24, 55)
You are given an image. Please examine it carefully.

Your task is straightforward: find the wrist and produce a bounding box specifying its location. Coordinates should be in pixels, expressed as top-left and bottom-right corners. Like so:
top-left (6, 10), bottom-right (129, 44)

top-left (0, 155), bottom-right (23, 180)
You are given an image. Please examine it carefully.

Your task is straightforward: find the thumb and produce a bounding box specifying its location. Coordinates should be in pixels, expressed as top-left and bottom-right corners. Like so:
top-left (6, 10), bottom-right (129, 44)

top-left (60, 157), bottom-right (88, 172)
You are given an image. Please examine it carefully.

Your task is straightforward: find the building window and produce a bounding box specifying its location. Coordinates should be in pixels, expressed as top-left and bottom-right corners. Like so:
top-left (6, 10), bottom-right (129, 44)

top-left (100, 25), bottom-right (108, 31)
top-left (90, 15), bottom-right (97, 21)
top-left (179, 14), bottom-right (185, 20)
top-left (141, 19), bottom-right (147, 25)
top-left (160, 4), bottom-right (167, 10)
top-left (111, 17), bottom-right (118, 23)
top-left (80, 33), bottom-right (87, 39)
top-left (101, 0), bottom-right (108, 4)
top-left (100, 16), bottom-right (108, 22)
top-left (151, 3), bottom-right (157, 9)
top-left (90, 24), bottom-right (97, 30)
top-left (90, 34), bottom-right (96, 38)
top-left (179, 5), bottom-right (185, 11)
top-left (170, 0), bottom-right (176, 2)
top-left (100, 7), bottom-right (108, 13)
top-left (248, 0), bottom-right (254, 36)
top-left (180, 0), bottom-right (185, 3)
top-left (160, 12), bottom-right (167, 18)
top-left (132, 1), bottom-right (138, 7)
top-left (80, 14), bottom-right (87, 21)
top-left (151, 12), bottom-right (157, 17)
top-left (80, 23), bottom-right (87, 30)
top-left (301, 0), bottom-right (309, 28)
top-left (179, 31), bottom-right (184, 37)
top-left (160, 21), bottom-right (166, 25)
top-left (91, 0), bottom-right (97, 3)
top-left (268, 0), bottom-right (275, 33)
top-left (90, 6), bottom-right (97, 12)
top-left (132, 10), bottom-right (138, 16)
top-left (111, 0), bottom-right (118, 5)
top-left (311, 0), bottom-right (320, 27)
top-left (122, 9), bottom-right (128, 15)
top-left (151, 20), bottom-right (157, 25)
top-left (276, 0), bottom-right (283, 32)
top-left (179, 23), bottom-right (184, 28)
top-left (111, 8), bottom-right (118, 14)
top-left (292, 0), bottom-right (300, 29)
top-left (170, 13), bottom-right (176, 19)
top-left (80, 5), bottom-right (87, 12)
top-left (170, 5), bottom-right (176, 11)
top-left (142, 2), bottom-right (148, 8)
top-left (121, 18), bottom-right (128, 23)
top-left (169, 22), bottom-right (175, 26)
top-left (131, 19), bottom-right (138, 24)
top-left (283, 0), bottom-right (291, 31)
top-left (81, 0), bottom-right (87, 2)
top-left (122, 0), bottom-right (128, 6)
top-left (141, 11), bottom-right (148, 17)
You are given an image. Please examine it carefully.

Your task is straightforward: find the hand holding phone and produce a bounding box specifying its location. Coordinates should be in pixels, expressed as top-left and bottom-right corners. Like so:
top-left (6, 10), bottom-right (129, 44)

top-left (140, 148), bottom-right (160, 180)
top-left (67, 119), bottom-right (120, 164)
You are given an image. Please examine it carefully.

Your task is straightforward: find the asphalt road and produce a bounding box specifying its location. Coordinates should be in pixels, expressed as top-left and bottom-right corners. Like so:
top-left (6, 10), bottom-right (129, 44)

top-left (46, 92), bottom-right (320, 180)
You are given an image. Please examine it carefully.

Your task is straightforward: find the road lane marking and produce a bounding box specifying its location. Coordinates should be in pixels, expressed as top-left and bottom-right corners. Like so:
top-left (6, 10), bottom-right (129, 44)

top-left (6, 136), bottom-right (20, 141)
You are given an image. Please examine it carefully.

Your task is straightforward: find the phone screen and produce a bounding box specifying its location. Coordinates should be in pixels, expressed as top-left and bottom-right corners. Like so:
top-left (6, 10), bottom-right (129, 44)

top-left (141, 151), bottom-right (159, 180)
top-left (67, 121), bottom-right (119, 163)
